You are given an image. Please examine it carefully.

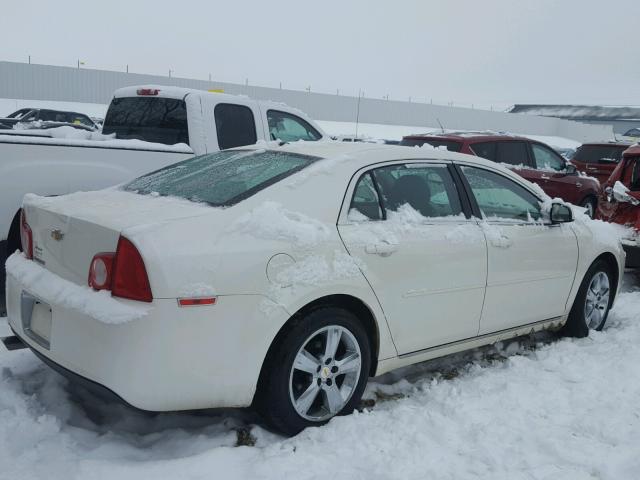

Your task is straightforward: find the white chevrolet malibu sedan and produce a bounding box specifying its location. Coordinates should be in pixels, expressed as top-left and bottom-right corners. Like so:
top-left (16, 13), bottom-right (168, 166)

top-left (5, 142), bottom-right (624, 435)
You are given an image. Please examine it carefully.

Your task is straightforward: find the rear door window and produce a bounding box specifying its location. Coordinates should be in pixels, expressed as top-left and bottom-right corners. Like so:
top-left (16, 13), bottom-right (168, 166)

top-left (496, 141), bottom-right (530, 167)
top-left (103, 97), bottom-right (189, 145)
top-left (214, 103), bottom-right (258, 150)
top-left (470, 142), bottom-right (497, 161)
top-left (353, 164), bottom-right (463, 219)
top-left (267, 110), bottom-right (321, 142)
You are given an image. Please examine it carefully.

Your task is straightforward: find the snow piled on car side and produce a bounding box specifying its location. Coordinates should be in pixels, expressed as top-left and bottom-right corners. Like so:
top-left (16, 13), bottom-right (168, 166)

top-left (2, 289), bottom-right (640, 479)
top-left (5, 253), bottom-right (150, 324)
top-left (228, 201), bottom-right (331, 249)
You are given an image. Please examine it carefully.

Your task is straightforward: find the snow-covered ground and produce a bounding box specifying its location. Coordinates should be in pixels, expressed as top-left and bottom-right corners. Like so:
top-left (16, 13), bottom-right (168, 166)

top-left (2, 276), bottom-right (639, 480)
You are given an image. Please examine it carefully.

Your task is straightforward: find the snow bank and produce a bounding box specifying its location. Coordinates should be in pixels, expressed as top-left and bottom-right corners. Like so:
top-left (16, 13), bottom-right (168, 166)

top-left (2, 287), bottom-right (640, 479)
top-left (228, 201), bottom-right (331, 248)
top-left (5, 253), bottom-right (150, 324)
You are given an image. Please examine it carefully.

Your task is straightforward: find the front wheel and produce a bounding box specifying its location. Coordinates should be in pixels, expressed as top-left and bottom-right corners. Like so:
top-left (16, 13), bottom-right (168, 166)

top-left (257, 307), bottom-right (371, 436)
top-left (562, 260), bottom-right (613, 337)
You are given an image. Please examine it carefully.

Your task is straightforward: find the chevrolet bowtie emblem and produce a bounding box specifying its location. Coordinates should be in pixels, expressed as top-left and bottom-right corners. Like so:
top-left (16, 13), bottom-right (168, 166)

top-left (50, 229), bottom-right (64, 241)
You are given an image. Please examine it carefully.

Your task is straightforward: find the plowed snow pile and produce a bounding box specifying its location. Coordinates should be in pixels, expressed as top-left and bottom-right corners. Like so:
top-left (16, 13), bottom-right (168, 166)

top-left (1, 291), bottom-right (639, 480)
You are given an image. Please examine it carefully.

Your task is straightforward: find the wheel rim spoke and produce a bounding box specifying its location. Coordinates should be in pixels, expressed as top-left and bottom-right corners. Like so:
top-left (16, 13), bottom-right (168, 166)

top-left (324, 327), bottom-right (342, 359)
top-left (289, 324), bottom-right (363, 422)
top-left (293, 349), bottom-right (321, 374)
top-left (336, 352), bottom-right (360, 374)
top-left (295, 382), bottom-right (320, 415)
top-left (323, 383), bottom-right (344, 414)
top-left (584, 271), bottom-right (610, 330)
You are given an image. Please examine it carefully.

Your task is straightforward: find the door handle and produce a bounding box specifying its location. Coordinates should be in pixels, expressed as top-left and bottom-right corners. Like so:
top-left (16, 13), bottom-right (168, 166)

top-left (587, 167), bottom-right (597, 172)
top-left (365, 242), bottom-right (398, 256)
top-left (540, 175), bottom-right (550, 180)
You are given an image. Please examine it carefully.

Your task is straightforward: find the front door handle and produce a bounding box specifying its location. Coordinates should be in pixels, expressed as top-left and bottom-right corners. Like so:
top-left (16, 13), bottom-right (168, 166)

top-left (540, 175), bottom-right (550, 180)
top-left (365, 242), bottom-right (398, 256)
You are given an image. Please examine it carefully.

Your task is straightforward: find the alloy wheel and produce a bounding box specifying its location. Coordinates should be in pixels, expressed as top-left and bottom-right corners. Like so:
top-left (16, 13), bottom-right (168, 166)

top-left (584, 271), bottom-right (610, 329)
top-left (289, 325), bottom-right (362, 422)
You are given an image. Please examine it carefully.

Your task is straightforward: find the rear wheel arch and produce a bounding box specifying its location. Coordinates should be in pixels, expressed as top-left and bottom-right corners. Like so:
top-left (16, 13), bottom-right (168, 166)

top-left (258, 294), bottom-right (380, 390)
top-left (593, 252), bottom-right (619, 299)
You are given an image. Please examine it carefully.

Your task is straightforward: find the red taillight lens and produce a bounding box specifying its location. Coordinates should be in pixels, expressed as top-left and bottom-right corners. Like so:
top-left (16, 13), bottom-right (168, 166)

top-left (137, 88), bottom-right (159, 96)
top-left (111, 236), bottom-right (153, 302)
top-left (88, 253), bottom-right (115, 290)
top-left (20, 210), bottom-right (33, 259)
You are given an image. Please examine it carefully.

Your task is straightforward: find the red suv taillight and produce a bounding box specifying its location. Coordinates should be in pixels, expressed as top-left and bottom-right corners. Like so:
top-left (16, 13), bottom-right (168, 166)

top-left (88, 236), bottom-right (153, 303)
top-left (20, 210), bottom-right (33, 259)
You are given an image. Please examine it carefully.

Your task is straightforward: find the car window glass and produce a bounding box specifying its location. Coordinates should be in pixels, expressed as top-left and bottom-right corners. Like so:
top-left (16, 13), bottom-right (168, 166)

top-left (267, 110), bottom-right (322, 142)
top-left (214, 103), bottom-right (257, 150)
top-left (102, 97), bottom-right (189, 145)
top-left (349, 173), bottom-right (382, 220)
top-left (496, 141), bottom-right (529, 167)
top-left (461, 166), bottom-right (541, 221)
top-left (531, 143), bottom-right (565, 171)
top-left (125, 149), bottom-right (318, 207)
top-left (573, 145), bottom-right (624, 164)
top-left (370, 164), bottom-right (462, 219)
top-left (470, 142), bottom-right (497, 161)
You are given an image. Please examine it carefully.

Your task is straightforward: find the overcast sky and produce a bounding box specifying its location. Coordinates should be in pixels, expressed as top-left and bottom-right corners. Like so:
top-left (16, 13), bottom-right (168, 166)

top-left (1, 0), bottom-right (637, 110)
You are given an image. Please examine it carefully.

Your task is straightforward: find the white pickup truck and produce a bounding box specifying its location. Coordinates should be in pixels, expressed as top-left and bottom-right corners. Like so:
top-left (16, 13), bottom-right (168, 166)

top-left (0, 85), bottom-right (327, 311)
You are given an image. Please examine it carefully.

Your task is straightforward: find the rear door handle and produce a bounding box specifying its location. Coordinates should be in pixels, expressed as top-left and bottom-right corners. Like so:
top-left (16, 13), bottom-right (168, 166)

top-left (365, 242), bottom-right (398, 256)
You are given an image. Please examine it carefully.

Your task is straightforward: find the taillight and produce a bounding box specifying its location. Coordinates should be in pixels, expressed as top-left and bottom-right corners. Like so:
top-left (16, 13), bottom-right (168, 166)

top-left (137, 88), bottom-right (159, 96)
top-left (88, 253), bottom-right (115, 290)
top-left (20, 210), bottom-right (33, 259)
top-left (111, 236), bottom-right (153, 302)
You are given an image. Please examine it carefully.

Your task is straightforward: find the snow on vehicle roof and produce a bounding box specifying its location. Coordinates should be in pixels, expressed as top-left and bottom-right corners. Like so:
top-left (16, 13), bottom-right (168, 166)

top-left (112, 85), bottom-right (316, 117)
top-left (405, 130), bottom-right (524, 140)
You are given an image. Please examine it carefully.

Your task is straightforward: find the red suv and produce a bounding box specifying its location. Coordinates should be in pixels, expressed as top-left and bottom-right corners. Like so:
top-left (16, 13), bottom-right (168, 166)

top-left (596, 145), bottom-right (640, 267)
top-left (571, 142), bottom-right (632, 184)
top-left (401, 132), bottom-right (601, 217)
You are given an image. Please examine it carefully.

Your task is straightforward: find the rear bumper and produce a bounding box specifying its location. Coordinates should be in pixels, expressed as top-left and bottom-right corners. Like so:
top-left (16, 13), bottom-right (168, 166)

top-left (6, 264), bottom-right (290, 412)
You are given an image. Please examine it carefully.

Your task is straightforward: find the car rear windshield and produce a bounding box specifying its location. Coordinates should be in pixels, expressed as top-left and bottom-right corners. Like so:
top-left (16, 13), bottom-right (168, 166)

top-left (123, 149), bottom-right (319, 206)
top-left (573, 145), bottom-right (626, 164)
top-left (399, 138), bottom-right (463, 152)
top-left (102, 97), bottom-right (189, 145)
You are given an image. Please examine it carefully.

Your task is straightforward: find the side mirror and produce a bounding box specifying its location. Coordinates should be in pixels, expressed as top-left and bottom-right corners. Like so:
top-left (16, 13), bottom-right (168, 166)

top-left (550, 202), bottom-right (573, 224)
top-left (565, 164), bottom-right (577, 175)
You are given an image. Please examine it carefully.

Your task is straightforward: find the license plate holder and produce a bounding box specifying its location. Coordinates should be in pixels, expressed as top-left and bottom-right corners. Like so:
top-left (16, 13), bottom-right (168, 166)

top-left (21, 292), bottom-right (52, 349)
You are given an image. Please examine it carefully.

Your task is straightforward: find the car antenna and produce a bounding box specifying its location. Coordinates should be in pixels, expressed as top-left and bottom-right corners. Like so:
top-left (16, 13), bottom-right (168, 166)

top-left (436, 118), bottom-right (445, 133)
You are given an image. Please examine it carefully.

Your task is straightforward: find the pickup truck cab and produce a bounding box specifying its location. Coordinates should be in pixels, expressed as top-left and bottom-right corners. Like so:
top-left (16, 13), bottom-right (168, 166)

top-left (596, 145), bottom-right (640, 267)
top-left (0, 85), bottom-right (327, 312)
top-left (102, 85), bottom-right (325, 150)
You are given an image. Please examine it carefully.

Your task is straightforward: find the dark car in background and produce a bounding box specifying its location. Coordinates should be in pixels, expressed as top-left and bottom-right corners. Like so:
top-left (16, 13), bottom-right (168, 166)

top-left (0, 108), bottom-right (98, 130)
top-left (571, 142), bottom-right (632, 184)
top-left (401, 132), bottom-right (601, 217)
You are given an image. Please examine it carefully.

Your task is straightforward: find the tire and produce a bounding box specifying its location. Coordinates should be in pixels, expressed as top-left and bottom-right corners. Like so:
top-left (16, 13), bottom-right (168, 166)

top-left (562, 259), bottom-right (613, 338)
top-left (580, 196), bottom-right (597, 219)
top-left (256, 307), bottom-right (371, 436)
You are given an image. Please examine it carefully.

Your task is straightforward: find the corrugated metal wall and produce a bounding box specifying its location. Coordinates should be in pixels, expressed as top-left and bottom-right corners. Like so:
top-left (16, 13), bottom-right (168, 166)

top-left (0, 61), bottom-right (613, 141)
